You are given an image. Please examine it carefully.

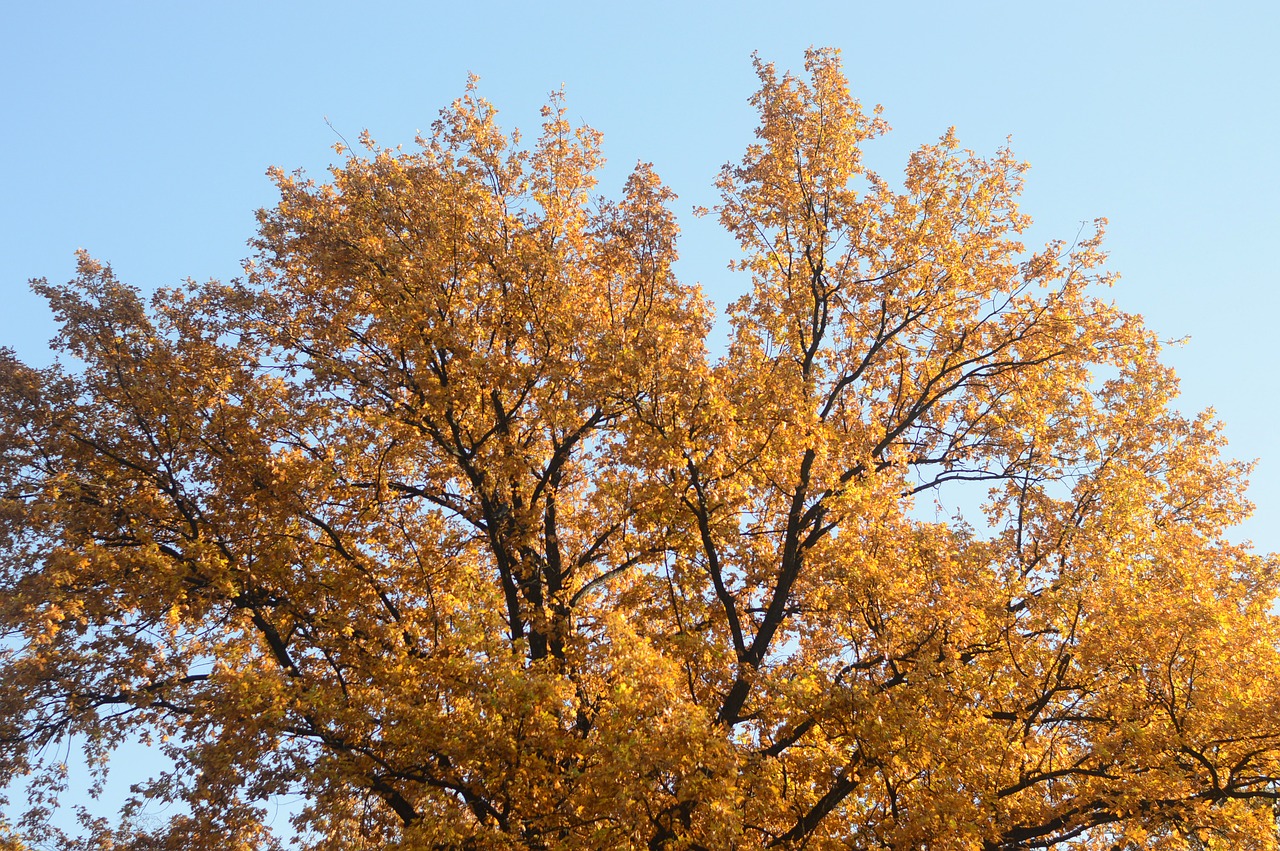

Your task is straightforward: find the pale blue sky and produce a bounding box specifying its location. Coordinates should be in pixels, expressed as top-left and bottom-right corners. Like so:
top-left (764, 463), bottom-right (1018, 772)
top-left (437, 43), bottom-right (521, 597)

top-left (3, 1), bottom-right (1276, 541)
top-left (2, 0), bottom-right (1278, 832)
top-left (7, 2), bottom-right (1277, 518)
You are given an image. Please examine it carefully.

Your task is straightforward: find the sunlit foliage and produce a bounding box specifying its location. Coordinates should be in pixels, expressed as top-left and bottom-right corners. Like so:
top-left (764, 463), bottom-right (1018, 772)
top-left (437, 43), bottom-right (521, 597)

top-left (3, 50), bottom-right (1279, 849)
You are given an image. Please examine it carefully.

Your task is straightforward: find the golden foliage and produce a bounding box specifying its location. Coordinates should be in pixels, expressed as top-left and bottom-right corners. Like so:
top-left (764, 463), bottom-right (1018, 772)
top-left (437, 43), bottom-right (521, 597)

top-left (3, 50), bottom-right (1279, 849)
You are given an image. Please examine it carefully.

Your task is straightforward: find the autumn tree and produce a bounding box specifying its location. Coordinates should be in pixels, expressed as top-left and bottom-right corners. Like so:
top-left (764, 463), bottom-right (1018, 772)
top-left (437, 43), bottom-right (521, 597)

top-left (3, 49), bottom-right (1280, 850)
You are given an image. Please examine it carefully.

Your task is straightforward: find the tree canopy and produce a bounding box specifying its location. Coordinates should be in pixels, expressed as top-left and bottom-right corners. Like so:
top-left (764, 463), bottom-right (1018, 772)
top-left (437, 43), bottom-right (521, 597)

top-left (3, 49), bottom-right (1279, 850)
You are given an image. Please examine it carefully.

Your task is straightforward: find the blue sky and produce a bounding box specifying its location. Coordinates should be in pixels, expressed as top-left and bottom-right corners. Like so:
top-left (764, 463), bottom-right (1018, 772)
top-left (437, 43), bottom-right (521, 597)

top-left (2, 0), bottom-right (1278, 825)
top-left (6, 0), bottom-right (1277, 528)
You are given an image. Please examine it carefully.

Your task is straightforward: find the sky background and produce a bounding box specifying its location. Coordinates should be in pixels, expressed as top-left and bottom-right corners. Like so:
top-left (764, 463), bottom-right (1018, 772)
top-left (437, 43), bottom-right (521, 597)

top-left (3, 0), bottom-right (1278, 832)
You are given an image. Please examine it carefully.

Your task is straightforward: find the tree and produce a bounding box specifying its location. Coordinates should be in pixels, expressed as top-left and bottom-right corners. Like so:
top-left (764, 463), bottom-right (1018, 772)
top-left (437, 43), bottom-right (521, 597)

top-left (3, 48), bottom-right (1279, 850)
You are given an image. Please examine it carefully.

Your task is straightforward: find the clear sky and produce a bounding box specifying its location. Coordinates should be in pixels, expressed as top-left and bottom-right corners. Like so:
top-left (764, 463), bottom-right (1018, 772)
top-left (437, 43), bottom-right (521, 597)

top-left (2, 0), bottom-right (1278, 829)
